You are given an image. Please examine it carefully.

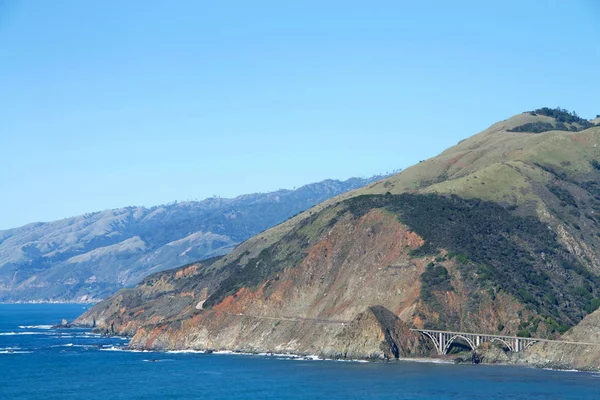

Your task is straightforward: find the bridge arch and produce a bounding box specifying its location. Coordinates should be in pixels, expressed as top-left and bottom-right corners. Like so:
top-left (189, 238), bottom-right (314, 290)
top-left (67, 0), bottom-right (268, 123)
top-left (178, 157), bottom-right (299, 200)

top-left (489, 337), bottom-right (514, 352)
top-left (524, 340), bottom-right (538, 350)
top-left (420, 330), bottom-right (444, 355)
top-left (443, 334), bottom-right (476, 354)
top-left (411, 329), bottom-right (579, 355)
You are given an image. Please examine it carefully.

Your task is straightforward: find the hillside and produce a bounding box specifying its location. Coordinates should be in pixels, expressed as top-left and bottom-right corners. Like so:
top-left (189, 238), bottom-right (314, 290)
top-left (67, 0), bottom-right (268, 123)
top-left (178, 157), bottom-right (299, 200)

top-left (77, 110), bottom-right (600, 364)
top-left (0, 176), bottom-right (383, 303)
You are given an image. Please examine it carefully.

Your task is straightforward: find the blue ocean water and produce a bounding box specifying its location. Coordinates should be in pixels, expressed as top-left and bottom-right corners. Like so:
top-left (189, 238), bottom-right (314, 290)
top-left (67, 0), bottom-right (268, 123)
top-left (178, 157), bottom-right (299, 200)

top-left (0, 304), bottom-right (599, 399)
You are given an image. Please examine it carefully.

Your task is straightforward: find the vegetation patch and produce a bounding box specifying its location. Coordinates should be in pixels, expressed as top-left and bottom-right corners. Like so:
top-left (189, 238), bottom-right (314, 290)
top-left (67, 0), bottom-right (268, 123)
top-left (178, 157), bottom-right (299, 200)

top-left (547, 184), bottom-right (577, 208)
top-left (509, 108), bottom-right (597, 134)
top-left (530, 107), bottom-right (595, 128)
top-left (420, 263), bottom-right (453, 307)
top-left (346, 193), bottom-right (600, 330)
top-left (509, 122), bottom-right (557, 134)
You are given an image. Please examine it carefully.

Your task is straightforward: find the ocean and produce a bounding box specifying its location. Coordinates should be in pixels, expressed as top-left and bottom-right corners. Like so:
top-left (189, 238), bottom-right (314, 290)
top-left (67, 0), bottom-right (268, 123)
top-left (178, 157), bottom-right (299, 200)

top-left (0, 304), bottom-right (599, 399)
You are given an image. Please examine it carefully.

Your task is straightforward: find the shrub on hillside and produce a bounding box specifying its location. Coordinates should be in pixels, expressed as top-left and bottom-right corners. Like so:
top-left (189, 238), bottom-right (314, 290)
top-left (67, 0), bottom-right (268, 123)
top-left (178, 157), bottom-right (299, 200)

top-left (530, 107), bottom-right (592, 127)
top-left (420, 264), bottom-right (453, 305)
top-left (347, 193), bottom-right (600, 330)
top-left (509, 122), bottom-right (556, 133)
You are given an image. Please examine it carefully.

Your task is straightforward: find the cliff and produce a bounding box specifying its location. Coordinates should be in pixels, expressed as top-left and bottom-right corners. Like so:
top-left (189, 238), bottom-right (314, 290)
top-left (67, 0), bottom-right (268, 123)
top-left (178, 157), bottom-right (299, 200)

top-left (77, 109), bottom-right (600, 363)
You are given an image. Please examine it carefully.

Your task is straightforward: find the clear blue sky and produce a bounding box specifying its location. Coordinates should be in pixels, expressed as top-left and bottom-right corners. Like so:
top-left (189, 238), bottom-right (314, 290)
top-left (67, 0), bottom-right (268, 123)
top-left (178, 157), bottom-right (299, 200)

top-left (1, 1), bottom-right (599, 229)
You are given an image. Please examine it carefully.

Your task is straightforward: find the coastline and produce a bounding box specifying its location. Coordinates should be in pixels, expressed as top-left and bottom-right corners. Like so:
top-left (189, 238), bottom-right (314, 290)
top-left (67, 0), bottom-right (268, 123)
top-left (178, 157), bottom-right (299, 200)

top-left (47, 307), bottom-right (600, 374)
top-left (8, 310), bottom-right (598, 374)
top-left (100, 343), bottom-right (600, 373)
top-left (118, 340), bottom-right (600, 372)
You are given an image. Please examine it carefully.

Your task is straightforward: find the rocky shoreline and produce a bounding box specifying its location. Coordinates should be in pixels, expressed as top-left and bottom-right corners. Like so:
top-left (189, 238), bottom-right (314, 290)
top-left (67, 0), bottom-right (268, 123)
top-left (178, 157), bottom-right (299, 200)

top-left (72, 317), bottom-right (600, 372)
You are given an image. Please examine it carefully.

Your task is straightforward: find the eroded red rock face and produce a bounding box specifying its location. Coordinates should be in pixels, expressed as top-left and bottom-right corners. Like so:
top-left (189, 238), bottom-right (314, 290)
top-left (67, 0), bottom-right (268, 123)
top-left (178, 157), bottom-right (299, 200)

top-left (79, 206), bottom-right (531, 359)
top-left (175, 265), bottom-right (198, 280)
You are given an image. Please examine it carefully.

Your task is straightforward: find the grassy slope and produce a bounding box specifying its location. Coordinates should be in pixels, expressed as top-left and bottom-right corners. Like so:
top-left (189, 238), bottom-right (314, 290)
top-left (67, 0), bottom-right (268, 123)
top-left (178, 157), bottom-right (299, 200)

top-left (226, 114), bottom-right (594, 302)
top-left (81, 111), bottom-right (600, 340)
top-left (205, 112), bottom-right (600, 329)
top-left (242, 113), bottom-right (600, 258)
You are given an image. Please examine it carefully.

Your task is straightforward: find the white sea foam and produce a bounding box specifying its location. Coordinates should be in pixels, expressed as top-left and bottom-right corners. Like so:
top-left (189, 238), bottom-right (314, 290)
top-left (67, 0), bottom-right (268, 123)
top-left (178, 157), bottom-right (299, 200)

top-left (0, 331), bottom-right (78, 336)
top-left (93, 346), bottom-right (367, 363)
top-left (0, 350), bottom-right (32, 354)
top-left (166, 350), bottom-right (205, 354)
top-left (99, 346), bottom-right (149, 352)
top-left (272, 354), bottom-right (367, 362)
top-left (213, 350), bottom-right (254, 356)
top-left (211, 350), bottom-right (367, 363)
top-left (50, 343), bottom-right (93, 348)
top-left (397, 357), bottom-right (454, 365)
top-left (542, 367), bottom-right (582, 373)
top-left (99, 346), bottom-right (125, 352)
top-left (18, 325), bottom-right (53, 329)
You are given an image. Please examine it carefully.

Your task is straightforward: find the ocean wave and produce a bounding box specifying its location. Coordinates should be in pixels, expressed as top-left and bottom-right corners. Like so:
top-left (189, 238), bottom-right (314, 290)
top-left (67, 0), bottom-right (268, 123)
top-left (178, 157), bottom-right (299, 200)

top-left (397, 357), bottom-right (454, 365)
top-left (270, 354), bottom-right (366, 362)
top-left (99, 346), bottom-right (126, 352)
top-left (0, 350), bottom-right (32, 354)
top-left (256, 352), bottom-right (316, 359)
top-left (166, 350), bottom-right (205, 354)
top-left (93, 346), bottom-right (367, 363)
top-left (99, 346), bottom-right (148, 352)
top-left (50, 343), bottom-right (97, 349)
top-left (212, 350), bottom-right (367, 362)
top-left (213, 350), bottom-right (255, 356)
top-left (68, 335), bottom-right (99, 339)
top-left (542, 367), bottom-right (584, 373)
top-left (0, 331), bottom-right (80, 336)
top-left (18, 325), bottom-right (53, 329)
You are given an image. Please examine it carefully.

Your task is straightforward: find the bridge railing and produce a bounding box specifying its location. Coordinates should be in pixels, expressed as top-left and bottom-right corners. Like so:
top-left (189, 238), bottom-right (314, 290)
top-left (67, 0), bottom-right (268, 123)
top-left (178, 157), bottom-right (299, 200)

top-left (410, 328), bottom-right (600, 355)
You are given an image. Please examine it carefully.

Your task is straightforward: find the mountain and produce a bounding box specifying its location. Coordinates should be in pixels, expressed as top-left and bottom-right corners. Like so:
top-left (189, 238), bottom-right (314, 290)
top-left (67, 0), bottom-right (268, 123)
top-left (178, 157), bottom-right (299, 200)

top-left (0, 176), bottom-right (384, 303)
top-left (77, 109), bottom-right (600, 365)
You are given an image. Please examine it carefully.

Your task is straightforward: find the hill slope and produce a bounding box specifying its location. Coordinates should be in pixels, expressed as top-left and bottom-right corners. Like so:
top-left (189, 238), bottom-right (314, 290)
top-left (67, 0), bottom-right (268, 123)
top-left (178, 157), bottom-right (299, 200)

top-left (77, 110), bottom-right (600, 363)
top-left (0, 176), bottom-right (383, 303)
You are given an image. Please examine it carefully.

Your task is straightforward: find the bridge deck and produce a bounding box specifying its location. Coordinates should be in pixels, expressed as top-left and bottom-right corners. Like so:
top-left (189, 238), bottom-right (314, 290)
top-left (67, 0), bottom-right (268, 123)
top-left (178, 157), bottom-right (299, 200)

top-left (411, 329), bottom-right (600, 348)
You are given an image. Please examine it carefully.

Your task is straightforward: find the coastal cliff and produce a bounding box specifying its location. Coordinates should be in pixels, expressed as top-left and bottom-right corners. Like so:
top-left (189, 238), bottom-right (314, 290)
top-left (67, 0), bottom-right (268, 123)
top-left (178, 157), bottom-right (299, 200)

top-left (77, 109), bottom-right (600, 366)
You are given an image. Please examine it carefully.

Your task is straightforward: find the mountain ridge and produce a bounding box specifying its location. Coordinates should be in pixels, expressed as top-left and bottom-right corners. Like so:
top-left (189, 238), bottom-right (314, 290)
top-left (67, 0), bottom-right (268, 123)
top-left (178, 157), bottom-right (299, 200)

top-left (0, 175), bottom-right (385, 303)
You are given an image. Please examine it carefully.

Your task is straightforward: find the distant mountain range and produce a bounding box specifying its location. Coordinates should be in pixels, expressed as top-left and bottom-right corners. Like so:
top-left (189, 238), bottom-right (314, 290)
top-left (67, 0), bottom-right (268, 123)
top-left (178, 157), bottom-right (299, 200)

top-left (0, 176), bottom-right (385, 303)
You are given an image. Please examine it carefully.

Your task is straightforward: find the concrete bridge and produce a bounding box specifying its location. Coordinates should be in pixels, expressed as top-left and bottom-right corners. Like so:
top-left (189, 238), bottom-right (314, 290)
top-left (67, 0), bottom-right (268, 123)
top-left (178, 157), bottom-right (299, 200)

top-left (412, 329), bottom-right (551, 355)
top-left (221, 312), bottom-right (600, 355)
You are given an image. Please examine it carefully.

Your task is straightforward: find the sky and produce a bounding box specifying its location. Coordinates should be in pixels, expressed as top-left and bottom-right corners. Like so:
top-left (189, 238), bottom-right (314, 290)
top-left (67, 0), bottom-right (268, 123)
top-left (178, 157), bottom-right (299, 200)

top-left (1, 0), bottom-right (599, 229)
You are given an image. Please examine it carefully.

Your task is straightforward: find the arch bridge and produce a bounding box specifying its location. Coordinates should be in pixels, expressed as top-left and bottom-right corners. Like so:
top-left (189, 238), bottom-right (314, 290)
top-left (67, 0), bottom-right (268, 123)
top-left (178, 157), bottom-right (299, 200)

top-left (411, 329), bottom-right (542, 355)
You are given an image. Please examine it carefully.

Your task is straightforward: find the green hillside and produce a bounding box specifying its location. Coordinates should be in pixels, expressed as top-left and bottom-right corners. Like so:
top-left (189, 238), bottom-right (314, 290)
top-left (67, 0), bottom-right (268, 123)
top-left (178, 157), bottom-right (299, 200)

top-left (76, 108), bottom-right (600, 362)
